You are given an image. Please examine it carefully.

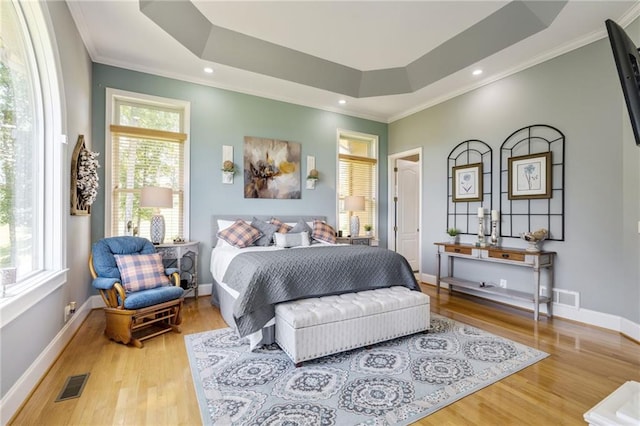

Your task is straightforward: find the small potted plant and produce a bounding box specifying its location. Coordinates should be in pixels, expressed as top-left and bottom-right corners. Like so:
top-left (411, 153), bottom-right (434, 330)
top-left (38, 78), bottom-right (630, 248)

top-left (306, 169), bottom-right (319, 180)
top-left (306, 169), bottom-right (319, 189)
top-left (447, 228), bottom-right (460, 244)
top-left (222, 160), bottom-right (236, 184)
top-left (364, 224), bottom-right (373, 237)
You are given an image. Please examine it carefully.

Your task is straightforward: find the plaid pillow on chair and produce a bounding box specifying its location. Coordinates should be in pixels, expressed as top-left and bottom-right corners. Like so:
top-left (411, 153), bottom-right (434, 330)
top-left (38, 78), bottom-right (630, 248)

top-left (114, 252), bottom-right (170, 292)
top-left (217, 219), bottom-right (262, 248)
top-left (312, 219), bottom-right (336, 244)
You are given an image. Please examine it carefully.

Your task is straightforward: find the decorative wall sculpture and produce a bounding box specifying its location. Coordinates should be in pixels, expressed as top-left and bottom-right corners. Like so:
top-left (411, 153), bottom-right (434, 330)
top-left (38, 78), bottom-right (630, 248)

top-left (70, 135), bottom-right (100, 215)
top-left (500, 124), bottom-right (565, 241)
top-left (447, 140), bottom-right (493, 235)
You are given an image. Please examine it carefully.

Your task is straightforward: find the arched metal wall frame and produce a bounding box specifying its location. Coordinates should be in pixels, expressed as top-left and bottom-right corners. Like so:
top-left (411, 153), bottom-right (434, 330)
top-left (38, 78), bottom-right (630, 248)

top-left (447, 140), bottom-right (493, 235)
top-left (499, 124), bottom-right (565, 241)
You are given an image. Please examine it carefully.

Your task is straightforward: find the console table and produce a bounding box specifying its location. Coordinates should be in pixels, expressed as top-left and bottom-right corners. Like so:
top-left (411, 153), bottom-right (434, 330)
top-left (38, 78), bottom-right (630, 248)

top-left (156, 241), bottom-right (199, 299)
top-left (434, 242), bottom-right (555, 320)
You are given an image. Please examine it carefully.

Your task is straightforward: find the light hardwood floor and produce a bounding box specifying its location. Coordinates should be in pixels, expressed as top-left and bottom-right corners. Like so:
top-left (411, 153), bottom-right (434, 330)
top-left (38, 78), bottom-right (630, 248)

top-left (10, 283), bottom-right (640, 425)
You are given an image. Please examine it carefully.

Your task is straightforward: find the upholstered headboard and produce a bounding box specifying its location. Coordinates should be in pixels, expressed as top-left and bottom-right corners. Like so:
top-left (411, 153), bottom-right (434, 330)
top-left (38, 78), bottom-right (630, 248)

top-left (211, 215), bottom-right (328, 246)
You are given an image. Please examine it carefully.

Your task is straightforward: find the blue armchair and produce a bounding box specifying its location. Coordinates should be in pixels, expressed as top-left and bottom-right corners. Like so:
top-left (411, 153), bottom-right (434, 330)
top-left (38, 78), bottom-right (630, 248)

top-left (89, 236), bottom-right (184, 347)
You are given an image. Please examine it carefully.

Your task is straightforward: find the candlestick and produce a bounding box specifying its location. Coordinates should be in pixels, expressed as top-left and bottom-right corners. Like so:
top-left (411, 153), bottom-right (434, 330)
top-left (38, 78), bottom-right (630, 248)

top-left (490, 219), bottom-right (499, 246)
top-left (477, 217), bottom-right (486, 247)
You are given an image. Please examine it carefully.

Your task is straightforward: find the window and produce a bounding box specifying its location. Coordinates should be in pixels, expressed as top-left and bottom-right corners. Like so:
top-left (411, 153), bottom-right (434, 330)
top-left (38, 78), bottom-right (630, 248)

top-left (106, 90), bottom-right (190, 242)
top-left (0, 0), bottom-right (64, 298)
top-left (337, 130), bottom-right (378, 236)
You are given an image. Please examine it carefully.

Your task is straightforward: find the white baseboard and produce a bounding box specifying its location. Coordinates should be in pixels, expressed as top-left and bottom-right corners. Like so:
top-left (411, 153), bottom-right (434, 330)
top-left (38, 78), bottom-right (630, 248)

top-left (91, 294), bottom-right (104, 309)
top-left (418, 273), bottom-right (640, 341)
top-left (621, 317), bottom-right (640, 343)
top-left (421, 273), bottom-right (436, 285)
top-left (196, 283), bottom-right (212, 297)
top-left (0, 297), bottom-right (93, 425)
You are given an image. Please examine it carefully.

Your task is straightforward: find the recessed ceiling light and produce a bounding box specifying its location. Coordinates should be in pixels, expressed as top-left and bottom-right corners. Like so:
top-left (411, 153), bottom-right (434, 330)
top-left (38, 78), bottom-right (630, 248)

top-left (472, 69), bottom-right (483, 76)
top-left (204, 67), bottom-right (214, 74)
top-left (338, 99), bottom-right (347, 105)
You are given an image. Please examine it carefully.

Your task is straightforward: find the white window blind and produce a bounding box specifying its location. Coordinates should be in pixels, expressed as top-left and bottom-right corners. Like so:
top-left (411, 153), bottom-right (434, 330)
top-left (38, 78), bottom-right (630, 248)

top-left (338, 133), bottom-right (378, 236)
top-left (109, 124), bottom-right (186, 242)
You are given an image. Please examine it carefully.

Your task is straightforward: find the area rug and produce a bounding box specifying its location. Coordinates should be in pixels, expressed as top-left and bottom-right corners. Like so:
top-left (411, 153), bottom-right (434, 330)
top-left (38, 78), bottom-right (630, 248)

top-left (185, 314), bottom-right (548, 425)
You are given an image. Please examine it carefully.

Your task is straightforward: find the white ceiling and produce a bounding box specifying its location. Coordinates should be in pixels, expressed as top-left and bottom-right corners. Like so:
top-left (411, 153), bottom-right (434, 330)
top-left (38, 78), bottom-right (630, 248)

top-left (67, 1), bottom-right (640, 123)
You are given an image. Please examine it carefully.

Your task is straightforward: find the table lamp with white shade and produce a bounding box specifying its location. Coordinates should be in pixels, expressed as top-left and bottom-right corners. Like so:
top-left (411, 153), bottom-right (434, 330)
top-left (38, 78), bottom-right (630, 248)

top-left (140, 186), bottom-right (173, 244)
top-left (344, 195), bottom-right (365, 237)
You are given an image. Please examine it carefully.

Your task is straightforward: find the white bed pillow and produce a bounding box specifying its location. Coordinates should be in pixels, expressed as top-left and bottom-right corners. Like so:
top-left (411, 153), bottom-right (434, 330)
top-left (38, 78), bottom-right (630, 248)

top-left (274, 231), bottom-right (311, 248)
top-left (217, 219), bottom-right (235, 231)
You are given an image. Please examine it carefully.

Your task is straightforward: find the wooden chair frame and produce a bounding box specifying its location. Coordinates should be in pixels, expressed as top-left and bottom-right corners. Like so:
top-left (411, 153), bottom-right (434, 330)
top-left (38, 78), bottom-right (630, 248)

top-left (89, 253), bottom-right (184, 348)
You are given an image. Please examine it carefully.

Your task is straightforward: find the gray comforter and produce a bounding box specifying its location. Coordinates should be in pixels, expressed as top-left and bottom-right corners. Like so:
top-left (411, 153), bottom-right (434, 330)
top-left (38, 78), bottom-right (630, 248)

top-left (222, 245), bottom-right (419, 337)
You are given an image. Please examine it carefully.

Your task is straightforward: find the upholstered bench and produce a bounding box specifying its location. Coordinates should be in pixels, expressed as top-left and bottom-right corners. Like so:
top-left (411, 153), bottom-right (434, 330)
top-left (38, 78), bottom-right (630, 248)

top-left (275, 286), bottom-right (430, 364)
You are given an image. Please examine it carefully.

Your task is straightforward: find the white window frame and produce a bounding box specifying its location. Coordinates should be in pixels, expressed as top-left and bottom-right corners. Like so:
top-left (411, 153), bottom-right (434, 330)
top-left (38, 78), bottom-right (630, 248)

top-left (336, 129), bottom-right (379, 235)
top-left (0, 0), bottom-right (67, 326)
top-left (104, 88), bottom-right (191, 239)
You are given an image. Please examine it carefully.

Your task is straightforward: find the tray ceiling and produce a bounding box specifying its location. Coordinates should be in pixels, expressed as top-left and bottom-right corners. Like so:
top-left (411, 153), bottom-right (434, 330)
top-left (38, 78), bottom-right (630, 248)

top-left (67, 0), bottom-right (640, 122)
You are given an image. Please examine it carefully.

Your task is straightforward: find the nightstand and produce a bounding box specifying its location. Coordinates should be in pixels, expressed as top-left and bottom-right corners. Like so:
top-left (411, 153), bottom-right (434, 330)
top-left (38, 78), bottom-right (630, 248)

top-left (155, 241), bottom-right (199, 298)
top-left (336, 236), bottom-right (372, 246)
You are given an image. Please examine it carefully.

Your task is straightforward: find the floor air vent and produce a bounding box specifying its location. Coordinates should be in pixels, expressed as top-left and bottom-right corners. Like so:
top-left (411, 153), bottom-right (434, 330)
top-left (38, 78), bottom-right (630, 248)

top-left (55, 373), bottom-right (90, 402)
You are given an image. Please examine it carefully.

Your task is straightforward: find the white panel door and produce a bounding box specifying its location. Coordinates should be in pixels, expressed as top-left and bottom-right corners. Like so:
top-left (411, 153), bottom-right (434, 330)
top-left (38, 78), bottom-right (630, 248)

top-left (396, 159), bottom-right (419, 271)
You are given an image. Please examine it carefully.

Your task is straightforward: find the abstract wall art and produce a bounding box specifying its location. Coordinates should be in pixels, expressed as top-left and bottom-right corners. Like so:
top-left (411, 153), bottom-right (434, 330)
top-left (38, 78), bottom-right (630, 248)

top-left (243, 136), bottom-right (301, 199)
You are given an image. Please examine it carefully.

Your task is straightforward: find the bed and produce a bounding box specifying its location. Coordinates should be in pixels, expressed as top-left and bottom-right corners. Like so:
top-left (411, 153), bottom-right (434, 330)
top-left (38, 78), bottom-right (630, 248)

top-left (209, 215), bottom-right (420, 349)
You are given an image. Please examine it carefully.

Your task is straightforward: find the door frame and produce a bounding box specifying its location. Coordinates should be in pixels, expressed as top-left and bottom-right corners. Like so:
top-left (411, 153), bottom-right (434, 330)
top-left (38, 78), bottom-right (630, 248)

top-left (388, 147), bottom-right (423, 275)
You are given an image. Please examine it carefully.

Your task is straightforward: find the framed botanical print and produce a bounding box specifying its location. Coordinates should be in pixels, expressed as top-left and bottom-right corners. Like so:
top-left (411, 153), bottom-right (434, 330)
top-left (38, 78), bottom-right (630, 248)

top-left (508, 152), bottom-right (552, 199)
top-left (452, 162), bottom-right (483, 202)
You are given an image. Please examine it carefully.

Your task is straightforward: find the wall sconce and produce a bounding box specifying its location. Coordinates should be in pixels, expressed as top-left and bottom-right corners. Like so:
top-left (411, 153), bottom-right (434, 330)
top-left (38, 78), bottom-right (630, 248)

top-left (306, 155), bottom-right (318, 189)
top-left (222, 145), bottom-right (235, 184)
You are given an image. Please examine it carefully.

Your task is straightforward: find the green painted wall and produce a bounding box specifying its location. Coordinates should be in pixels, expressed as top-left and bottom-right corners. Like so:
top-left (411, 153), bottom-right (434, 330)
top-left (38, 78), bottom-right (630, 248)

top-left (91, 64), bottom-right (388, 283)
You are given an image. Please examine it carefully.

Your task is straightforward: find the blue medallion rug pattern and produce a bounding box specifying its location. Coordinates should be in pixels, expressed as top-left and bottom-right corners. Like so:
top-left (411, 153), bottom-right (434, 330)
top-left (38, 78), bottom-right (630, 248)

top-left (185, 315), bottom-right (548, 425)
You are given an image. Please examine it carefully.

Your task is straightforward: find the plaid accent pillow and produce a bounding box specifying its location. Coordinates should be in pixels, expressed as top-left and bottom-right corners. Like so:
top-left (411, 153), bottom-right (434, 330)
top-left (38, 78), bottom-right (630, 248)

top-left (312, 220), bottom-right (337, 244)
top-left (217, 220), bottom-right (262, 248)
top-left (270, 218), bottom-right (293, 233)
top-left (114, 252), bottom-right (170, 292)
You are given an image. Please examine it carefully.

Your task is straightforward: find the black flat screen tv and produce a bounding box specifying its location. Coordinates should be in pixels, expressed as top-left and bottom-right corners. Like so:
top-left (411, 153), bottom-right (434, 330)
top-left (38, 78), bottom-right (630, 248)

top-left (606, 19), bottom-right (640, 146)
